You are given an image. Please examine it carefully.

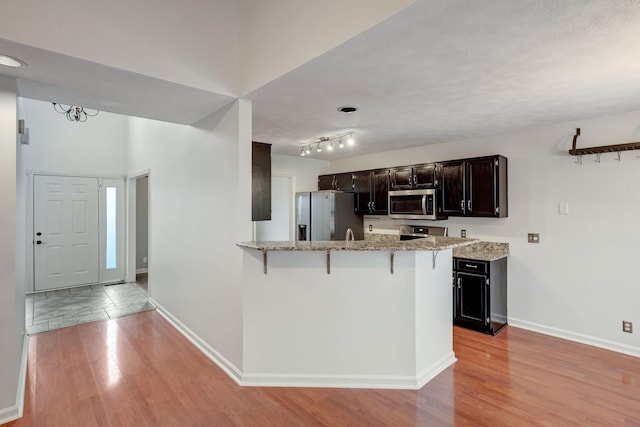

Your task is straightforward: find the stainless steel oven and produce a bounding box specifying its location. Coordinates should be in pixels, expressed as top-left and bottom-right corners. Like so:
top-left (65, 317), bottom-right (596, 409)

top-left (388, 189), bottom-right (447, 220)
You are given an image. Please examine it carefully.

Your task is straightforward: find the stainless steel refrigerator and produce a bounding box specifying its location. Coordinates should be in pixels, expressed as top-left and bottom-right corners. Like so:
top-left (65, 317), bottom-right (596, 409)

top-left (295, 191), bottom-right (363, 241)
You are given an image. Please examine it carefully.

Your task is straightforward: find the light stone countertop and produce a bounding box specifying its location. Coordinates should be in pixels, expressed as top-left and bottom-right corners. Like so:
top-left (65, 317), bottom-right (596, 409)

top-left (237, 236), bottom-right (479, 252)
top-left (452, 241), bottom-right (509, 261)
top-left (363, 233), bottom-right (509, 261)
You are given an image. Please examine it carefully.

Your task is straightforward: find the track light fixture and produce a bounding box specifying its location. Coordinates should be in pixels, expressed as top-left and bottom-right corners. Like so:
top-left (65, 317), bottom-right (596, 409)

top-left (298, 131), bottom-right (355, 157)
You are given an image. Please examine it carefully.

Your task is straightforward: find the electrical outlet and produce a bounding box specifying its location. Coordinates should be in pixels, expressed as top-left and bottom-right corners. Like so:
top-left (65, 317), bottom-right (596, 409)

top-left (368, 225), bottom-right (373, 232)
top-left (528, 233), bottom-right (540, 243)
top-left (461, 229), bottom-right (467, 238)
top-left (623, 321), bottom-right (633, 333)
top-left (143, 256), bottom-right (148, 263)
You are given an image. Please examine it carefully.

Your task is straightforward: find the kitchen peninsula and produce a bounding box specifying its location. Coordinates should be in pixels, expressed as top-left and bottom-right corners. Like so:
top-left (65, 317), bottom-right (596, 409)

top-left (237, 236), bottom-right (477, 390)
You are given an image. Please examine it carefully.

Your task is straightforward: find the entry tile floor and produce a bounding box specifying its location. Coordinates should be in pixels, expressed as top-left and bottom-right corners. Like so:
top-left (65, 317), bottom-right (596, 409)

top-left (25, 282), bottom-right (155, 335)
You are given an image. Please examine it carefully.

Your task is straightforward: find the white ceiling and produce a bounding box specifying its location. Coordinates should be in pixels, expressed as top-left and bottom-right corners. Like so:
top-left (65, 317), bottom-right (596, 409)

top-left (2, 0), bottom-right (640, 155)
top-left (248, 0), bottom-right (640, 159)
top-left (0, 38), bottom-right (235, 125)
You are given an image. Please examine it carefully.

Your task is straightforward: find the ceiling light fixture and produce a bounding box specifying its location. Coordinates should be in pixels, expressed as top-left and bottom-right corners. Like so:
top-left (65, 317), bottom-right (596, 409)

top-left (337, 105), bottom-right (359, 114)
top-left (52, 102), bottom-right (99, 122)
top-left (0, 54), bottom-right (25, 68)
top-left (298, 131), bottom-right (355, 157)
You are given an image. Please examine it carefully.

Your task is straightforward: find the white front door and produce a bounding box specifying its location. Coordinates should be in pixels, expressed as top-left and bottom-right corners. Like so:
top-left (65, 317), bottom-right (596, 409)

top-left (34, 175), bottom-right (100, 291)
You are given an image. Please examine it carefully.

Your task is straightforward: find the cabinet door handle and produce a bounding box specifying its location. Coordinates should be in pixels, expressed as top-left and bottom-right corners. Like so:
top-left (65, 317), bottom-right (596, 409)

top-left (460, 200), bottom-right (465, 211)
top-left (413, 175), bottom-right (417, 186)
top-left (457, 277), bottom-right (461, 288)
top-left (467, 200), bottom-right (472, 211)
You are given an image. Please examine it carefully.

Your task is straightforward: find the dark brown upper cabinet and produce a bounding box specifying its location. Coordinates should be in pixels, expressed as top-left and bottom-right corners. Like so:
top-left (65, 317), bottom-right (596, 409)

top-left (390, 163), bottom-right (438, 190)
top-left (440, 155), bottom-right (507, 217)
top-left (252, 142), bottom-right (271, 221)
top-left (354, 169), bottom-right (389, 215)
top-left (318, 173), bottom-right (355, 192)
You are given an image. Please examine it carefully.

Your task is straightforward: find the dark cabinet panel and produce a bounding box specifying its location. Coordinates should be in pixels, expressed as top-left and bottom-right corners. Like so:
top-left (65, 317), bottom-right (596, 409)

top-left (252, 142), bottom-right (271, 221)
top-left (354, 172), bottom-right (372, 214)
top-left (318, 175), bottom-right (334, 191)
top-left (334, 173), bottom-right (355, 192)
top-left (318, 173), bottom-right (355, 191)
top-left (390, 164), bottom-right (437, 190)
top-left (441, 156), bottom-right (507, 217)
top-left (453, 257), bottom-right (507, 335)
top-left (440, 160), bottom-right (465, 215)
top-left (371, 169), bottom-right (389, 215)
top-left (413, 164), bottom-right (438, 189)
top-left (354, 169), bottom-right (389, 215)
top-left (389, 167), bottom-right (413, 190)
top-left (456, 272), bottom-right (488, 327)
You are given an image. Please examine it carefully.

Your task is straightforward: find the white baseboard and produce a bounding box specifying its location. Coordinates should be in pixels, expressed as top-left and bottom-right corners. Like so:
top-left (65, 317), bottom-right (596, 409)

top-left (0, 334), bottom-right (29, 425)
top-left (152, 299), bottom-right (457, 390)
top-left (415, 351), bottom-right (457, 389)
top-left (136, 268), bottom-right (148, 274)
top-left (242, 351), bottom-right (456, 390)
top-left (150, 298), bottom-right (243, 385)
top-left (509, 317), bottom-right (640, 358)
top-left (241, 373), bottom-right (418, 389)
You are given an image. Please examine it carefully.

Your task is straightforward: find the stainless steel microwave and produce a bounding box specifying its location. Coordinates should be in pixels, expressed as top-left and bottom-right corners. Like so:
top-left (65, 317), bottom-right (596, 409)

top-left (388, 189), bottom-right (447, 220)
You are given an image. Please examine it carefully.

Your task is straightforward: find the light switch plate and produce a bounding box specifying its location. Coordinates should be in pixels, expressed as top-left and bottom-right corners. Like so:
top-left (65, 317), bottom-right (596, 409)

top-left (528, 233), bottom-right (540, 243)
top-left (558, 203), bottom-right (569, 215)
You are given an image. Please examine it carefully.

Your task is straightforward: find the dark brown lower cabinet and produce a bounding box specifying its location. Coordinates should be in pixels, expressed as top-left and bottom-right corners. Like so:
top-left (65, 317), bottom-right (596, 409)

top-left (453, 257), bottom-right (507, 335)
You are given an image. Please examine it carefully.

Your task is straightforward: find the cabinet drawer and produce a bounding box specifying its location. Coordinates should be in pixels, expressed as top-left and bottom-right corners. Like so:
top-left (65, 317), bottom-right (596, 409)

top-left (455, 259), bottom-right (488, 274)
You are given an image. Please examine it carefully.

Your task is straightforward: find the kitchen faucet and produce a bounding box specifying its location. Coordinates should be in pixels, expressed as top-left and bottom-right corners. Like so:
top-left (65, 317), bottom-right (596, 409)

top-left (345, 228), bottom-right (355, 242)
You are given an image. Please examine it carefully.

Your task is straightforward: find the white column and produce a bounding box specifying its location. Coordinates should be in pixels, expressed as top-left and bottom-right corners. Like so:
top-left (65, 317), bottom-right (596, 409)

top-left (0, 76), bottom-right (23, 422)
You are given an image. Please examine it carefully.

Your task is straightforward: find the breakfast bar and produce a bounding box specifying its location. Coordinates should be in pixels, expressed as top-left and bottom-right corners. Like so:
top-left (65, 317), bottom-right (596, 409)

top-left (237, 237), bottom-right (477, 390)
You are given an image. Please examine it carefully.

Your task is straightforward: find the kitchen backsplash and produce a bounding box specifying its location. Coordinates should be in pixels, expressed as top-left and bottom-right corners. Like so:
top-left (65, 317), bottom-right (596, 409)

top-left (363, 215), bottom-right (510, 243)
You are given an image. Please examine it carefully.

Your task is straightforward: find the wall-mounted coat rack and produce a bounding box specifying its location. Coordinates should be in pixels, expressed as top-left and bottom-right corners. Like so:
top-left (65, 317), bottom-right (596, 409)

top-left (569, 128), bottom-right (640, 164)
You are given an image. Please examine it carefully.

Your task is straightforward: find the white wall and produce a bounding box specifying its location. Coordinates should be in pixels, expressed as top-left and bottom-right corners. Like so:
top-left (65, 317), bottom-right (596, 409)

top-left (20, 98), bottom-right (128, 177)
top-left (136, 176), bottom-right (149, 270)
top-left (271, 154), bottom-right (329, 192)
top-left (0, 76), bottom-right (22, 421)
top-left (0, 0), bottom-right (240, 95)
top-left (239, 0), bottom-right (414, 94)
top-left (126, 100), bottom-right (252, 373)
top-left (329, 110), bottom-right (640, 355)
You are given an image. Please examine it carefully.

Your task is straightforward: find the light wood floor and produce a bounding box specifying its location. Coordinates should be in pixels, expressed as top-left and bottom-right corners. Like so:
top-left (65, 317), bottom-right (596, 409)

top-left (8, 311), bottom-right (640, 426)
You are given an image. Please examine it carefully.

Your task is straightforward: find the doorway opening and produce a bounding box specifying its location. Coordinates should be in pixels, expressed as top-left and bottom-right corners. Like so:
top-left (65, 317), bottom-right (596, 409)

top-left (135, 175), bottom-right (149, 292)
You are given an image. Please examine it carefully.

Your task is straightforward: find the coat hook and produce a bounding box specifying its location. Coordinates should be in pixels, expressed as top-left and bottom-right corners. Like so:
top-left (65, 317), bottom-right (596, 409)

top-left (594, 153), bottom-right (601, 163)
top-left (615, 152), bottom-right (621, 162)
top-left (574, 155), bottom-right (583, 165)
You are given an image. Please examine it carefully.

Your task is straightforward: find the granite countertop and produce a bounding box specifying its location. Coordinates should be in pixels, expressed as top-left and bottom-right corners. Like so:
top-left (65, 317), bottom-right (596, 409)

top-left (363, 233), bottom-right (509, 261)
top-left (237, 236), bottom-right (479, 252)
top-left (452, 241), bottom-right (509, 261)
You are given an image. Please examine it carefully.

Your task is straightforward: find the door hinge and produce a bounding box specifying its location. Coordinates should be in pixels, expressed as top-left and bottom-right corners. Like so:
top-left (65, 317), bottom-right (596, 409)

top-left (495, 206), bottom-right (499, 214)
top-left (486, 317), bottom-right (490, 324)
top-left (486, 278), bottom-right (490, 286)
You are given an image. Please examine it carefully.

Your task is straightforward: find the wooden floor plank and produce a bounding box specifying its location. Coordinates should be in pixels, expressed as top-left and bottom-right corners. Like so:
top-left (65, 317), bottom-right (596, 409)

top-left (7, 311), bottom-right (640, 426)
